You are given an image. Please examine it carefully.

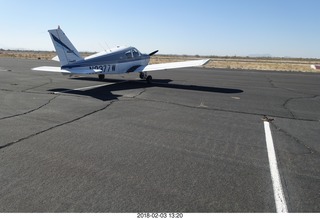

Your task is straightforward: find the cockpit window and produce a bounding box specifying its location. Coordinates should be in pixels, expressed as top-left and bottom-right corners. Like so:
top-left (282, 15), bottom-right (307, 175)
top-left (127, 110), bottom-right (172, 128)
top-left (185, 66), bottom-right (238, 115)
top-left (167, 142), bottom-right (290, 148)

top-left (125, 50), bottom-right (133, 59)
top-left (124, 48), bottom-right (141, 59)
top-left (132, 48), bottom-right (140, 58)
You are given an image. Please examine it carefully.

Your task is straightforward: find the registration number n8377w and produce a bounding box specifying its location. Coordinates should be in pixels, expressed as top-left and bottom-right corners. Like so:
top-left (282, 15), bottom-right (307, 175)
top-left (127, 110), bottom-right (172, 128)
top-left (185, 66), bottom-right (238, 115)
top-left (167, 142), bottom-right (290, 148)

top-left (89, 65), bottom-right (116, 72)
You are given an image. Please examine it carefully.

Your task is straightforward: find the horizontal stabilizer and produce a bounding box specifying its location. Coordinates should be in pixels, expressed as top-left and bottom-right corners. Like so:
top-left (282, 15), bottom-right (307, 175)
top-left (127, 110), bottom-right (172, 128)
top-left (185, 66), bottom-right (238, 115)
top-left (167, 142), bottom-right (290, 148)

top-left (52, 56), bottom-right (60, 62)
top-left (32, 66), bottom-right (102, 74)
top-left (137, 59), bottom-right (210, 72)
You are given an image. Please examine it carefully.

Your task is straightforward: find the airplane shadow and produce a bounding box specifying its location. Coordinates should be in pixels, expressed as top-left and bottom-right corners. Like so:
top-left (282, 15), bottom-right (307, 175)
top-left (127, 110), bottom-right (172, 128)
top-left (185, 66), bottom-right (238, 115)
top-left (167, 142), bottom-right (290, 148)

top-left (49, 78), bottom-right (244, 101)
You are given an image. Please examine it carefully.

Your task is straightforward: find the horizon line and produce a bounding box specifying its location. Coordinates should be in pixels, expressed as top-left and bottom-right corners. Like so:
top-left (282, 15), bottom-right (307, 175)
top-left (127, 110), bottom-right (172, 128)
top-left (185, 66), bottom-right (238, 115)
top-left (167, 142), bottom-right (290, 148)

top-left (1, 48), bottom-right (320, 60)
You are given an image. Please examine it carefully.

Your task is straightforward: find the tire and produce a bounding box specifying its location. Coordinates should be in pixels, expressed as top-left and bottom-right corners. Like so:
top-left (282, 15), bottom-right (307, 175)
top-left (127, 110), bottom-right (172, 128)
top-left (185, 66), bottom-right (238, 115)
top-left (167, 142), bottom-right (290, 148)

top-left (146, 75), bottom-right (152, 84)
top-left (98, 74), bottom-right (105, 80)
top-left (139, 72), bottom-right (145, 79)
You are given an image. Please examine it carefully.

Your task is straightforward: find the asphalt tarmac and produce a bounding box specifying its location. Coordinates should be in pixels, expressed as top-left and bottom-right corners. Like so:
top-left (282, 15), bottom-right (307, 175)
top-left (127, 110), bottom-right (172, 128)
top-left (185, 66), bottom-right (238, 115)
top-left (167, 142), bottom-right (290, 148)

top-left (0, 58), bottom-right (319, 212)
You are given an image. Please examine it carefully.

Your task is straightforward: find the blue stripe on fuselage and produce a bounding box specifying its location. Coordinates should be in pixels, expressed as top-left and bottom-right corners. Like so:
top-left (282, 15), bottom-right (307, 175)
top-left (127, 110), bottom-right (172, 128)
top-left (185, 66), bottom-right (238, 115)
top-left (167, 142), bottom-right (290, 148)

top-left (62, 47), bottom-right (150, 68)
top-left (51, 33), bottom-right (80, 58)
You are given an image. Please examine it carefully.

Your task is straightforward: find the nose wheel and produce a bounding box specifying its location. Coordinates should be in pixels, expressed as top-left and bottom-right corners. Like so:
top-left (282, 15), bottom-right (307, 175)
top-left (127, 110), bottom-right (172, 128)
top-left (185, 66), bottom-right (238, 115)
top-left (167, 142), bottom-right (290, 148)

top-left (139, 72), bottom-right (152, 84)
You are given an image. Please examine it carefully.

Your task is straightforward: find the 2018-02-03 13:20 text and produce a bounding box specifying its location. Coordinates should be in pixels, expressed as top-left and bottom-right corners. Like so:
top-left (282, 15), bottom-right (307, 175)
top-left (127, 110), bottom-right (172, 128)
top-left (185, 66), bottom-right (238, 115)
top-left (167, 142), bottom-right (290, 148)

top-left (137, 213), bottom-right (183, 218)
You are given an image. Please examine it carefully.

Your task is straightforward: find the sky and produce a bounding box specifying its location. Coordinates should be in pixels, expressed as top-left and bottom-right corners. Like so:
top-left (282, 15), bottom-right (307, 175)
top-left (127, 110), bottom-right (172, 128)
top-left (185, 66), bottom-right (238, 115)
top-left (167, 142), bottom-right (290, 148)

top-left (0, 0), bottom-right (320, 58)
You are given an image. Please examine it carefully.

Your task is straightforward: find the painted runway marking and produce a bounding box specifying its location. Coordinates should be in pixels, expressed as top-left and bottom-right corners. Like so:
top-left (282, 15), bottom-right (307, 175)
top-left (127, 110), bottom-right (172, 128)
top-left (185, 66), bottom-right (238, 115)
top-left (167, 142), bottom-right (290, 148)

top-left (53, 81), bottom-right (127, 94)
top-left (264, 121), bottom-right (288, 213)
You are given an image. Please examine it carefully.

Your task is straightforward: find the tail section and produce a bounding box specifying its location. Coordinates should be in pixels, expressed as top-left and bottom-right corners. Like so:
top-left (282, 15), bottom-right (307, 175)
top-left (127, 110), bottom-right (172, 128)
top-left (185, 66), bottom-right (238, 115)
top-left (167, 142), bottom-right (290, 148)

top-left (48, 26), bottom-right (83, 67)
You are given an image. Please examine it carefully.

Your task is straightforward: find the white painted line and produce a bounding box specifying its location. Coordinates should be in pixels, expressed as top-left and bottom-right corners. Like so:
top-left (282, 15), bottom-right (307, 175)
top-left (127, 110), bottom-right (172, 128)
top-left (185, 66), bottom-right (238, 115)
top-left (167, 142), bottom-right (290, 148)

top-left (53, 81), bottom-right (127, 94)
top-left (264, 121), bottom-right (288, 213)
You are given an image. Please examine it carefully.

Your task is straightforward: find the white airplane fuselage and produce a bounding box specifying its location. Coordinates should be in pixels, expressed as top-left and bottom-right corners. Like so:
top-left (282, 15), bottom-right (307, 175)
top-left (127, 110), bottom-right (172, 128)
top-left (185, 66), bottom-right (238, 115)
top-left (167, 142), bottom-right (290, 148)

top-left (62, 46), bottom-right (150, 76)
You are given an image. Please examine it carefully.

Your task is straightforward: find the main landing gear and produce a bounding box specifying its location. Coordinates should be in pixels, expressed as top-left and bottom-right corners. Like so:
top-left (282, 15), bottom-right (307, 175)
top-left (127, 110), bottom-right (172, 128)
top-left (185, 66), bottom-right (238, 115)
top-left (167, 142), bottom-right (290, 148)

top-left (98, 74), bottom-right (105, 80)
top-left (139, 72), bottom-right (152, 84)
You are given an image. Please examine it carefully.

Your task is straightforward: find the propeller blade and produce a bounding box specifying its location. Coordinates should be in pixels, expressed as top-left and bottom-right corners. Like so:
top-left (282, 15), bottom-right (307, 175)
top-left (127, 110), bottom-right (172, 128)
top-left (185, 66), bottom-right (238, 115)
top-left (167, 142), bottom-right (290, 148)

top-left (149, 50), bottom-right (159, 56)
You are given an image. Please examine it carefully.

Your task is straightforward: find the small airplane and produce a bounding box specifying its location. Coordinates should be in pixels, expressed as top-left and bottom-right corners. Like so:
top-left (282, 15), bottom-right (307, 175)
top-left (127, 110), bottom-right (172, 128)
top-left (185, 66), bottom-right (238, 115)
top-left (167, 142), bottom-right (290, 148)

top-left (311, 64), bottom-right (320, 70)
top-left (33, 26), bottom-right (209, 83)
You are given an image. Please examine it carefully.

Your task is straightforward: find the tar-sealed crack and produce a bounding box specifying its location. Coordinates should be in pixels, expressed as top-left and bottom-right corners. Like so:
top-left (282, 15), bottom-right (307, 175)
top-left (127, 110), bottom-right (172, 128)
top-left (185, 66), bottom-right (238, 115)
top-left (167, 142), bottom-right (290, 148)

top-left (130, 88), bottom-right (147, 99)
top-left (270, 122), bottom-right (320, 156)
top-left (133, 81), bottom-right (295, 120)
top-left (265, 75), bottom-right (314, 96)
top-left (266, 76), bottom-right (278, 89)
top-left (264, 76), bottom-right (320, 121)
top-left (0, 77), bottom-right (56, 120)
top-left (21, 78), bottom-right (53, 92)
top-left (283, 95), bottom-right (319, 120)
top-left (134, 96), bottom-right (319, 122)
top-left (0, 100), bottom-right (116, 150)
top-left (0, 95), bottom-right (59, 121)
top-left (283, 97), bottom-right (297, 119)
top-left (0, 83), bottom-right (143, 149)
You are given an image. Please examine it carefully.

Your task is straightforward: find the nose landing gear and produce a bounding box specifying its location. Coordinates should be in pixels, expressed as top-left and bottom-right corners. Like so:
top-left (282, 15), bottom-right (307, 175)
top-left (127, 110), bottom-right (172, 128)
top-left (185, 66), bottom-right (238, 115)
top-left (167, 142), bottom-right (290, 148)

top-left (139, 72), bottom-right (152, 84)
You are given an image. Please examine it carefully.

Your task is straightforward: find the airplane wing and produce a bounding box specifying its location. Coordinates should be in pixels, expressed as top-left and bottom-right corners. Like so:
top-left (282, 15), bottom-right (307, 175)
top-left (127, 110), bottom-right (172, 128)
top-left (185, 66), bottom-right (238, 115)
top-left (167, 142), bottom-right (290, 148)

top-left (32, 59), bottom-right (209, 74)
top-left (32, 66), bottom-right (102, 74)
top-left (136, 59), bottom-right (210, 72)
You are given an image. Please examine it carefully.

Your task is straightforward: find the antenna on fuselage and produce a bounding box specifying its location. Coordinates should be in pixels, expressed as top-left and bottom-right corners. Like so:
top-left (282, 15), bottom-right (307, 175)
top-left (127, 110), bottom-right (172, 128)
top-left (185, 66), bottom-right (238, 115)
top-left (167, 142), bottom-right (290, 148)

top-left (98, 42), bottom-right (107, 52)
top-left (98, 41), bottom-right (112, 52)
top-left (104, 41), bottom-right (112, 52)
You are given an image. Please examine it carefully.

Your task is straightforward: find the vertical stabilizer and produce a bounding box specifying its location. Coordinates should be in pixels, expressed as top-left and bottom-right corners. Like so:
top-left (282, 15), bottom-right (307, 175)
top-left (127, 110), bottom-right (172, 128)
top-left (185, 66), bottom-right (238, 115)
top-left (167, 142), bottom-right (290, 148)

top-left (48, 26), bottom-right (83, 66)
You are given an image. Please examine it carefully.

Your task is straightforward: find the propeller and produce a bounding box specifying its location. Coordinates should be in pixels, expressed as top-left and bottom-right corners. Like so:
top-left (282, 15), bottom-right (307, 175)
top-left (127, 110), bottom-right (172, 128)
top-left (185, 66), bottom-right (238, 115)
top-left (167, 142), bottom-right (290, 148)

top-left (148, 50), bottom-right (159, 56)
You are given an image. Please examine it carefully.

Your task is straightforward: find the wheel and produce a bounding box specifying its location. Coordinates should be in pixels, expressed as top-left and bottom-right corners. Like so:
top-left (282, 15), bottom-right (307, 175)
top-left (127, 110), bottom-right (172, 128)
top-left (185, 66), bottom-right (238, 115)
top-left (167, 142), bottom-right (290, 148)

top-left (98, 74), bottom-right (105, 80)
top-left (139, 72), bottom-right (146, 79)
top-left (146, 75), bottom-right (152, 84)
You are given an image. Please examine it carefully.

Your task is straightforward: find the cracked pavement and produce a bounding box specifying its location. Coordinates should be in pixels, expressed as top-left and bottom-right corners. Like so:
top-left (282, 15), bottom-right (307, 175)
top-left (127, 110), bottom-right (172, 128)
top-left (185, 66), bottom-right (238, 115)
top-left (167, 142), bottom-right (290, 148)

top-left (0, 58), bottom-right (320, 212)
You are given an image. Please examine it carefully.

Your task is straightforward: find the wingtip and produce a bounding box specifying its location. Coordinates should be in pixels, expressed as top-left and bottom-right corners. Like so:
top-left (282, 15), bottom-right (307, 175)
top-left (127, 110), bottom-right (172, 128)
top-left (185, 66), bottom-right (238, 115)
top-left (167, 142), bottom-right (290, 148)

top-left (202, 59), bottom-right (210, 66)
